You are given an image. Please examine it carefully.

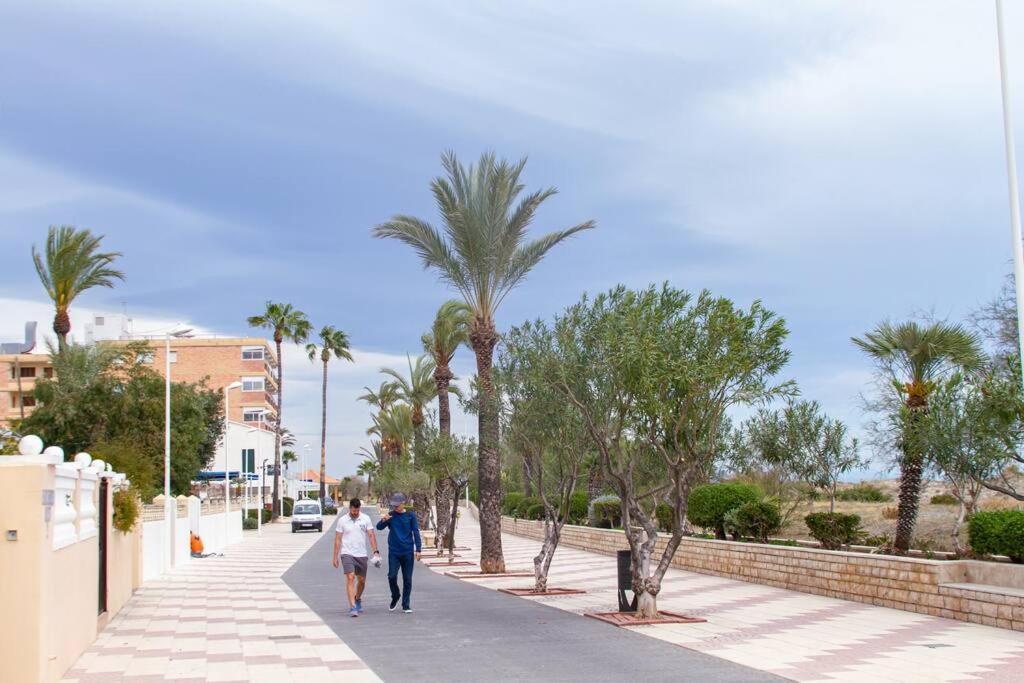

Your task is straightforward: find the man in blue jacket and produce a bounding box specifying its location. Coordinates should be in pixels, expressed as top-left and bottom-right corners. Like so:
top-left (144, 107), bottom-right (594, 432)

top-left (376, 492), bottom-right (421, 613)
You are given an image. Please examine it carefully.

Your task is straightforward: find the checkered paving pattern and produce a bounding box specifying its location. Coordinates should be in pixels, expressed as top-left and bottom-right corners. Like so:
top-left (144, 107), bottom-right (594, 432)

top-left (432, 513), bottom-right (1024, 682)
top-left (62, 523), bottom-right (378, 683)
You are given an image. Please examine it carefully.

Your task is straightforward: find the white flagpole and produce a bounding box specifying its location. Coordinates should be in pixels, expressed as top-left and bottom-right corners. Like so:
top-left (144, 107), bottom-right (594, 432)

top-left (996, 0), bottom-right (1024, 378)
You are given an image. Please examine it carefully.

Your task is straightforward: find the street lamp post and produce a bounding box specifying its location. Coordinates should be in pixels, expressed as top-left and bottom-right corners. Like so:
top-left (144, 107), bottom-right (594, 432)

top-left (224, 381), bottom-right (242, 549)
top-left (302, 443), bottom-right (311, 500)
top-left (995, 0), bottom-right (1024, 382)
top-left (261, 457), bottom-right (270, 534)
top-left (163, 326), bottom-right (192, 569)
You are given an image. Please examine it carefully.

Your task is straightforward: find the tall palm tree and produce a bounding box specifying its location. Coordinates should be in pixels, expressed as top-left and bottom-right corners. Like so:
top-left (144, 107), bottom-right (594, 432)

top-left (368, 403), bottom-right (414, 464)
top-left (381, 354), bottom-right (445, 460)
top-left (423, 299), bottom-right (471, 550)
top-left (32, 225), bottom-right (125, 349)
top-left (248, 302), bottom-right (312, 520)
top-left (306, 326), bottom-right (354, 502)
top-left (853, 321), bottom-right (983, 552)
top-left (373, 151), bottom-right (595, 572)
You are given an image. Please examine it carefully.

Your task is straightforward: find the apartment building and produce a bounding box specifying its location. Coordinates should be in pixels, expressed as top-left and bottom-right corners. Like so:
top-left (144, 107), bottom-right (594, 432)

top-left (0, 353), bottom-right (53, 427)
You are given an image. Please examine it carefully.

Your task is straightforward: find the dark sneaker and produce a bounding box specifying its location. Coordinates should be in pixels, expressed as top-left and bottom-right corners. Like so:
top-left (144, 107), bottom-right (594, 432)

top-left (355, 599), bottom-right (363, 613)
top-left (403, 607), bottom-right (413, 614)
top-left (389, 597), bottom-right (400, 611)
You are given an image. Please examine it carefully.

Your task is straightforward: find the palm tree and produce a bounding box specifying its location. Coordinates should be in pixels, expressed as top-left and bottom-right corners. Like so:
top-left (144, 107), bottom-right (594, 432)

top-left (366, 404), bottom-right (413, 464)
top-left (853, 321), bottom-right (983, 552)
top-left (381, 354), bottom-right (445, 460)
top-left (306, 326), bottom-right (354, 502)
top-left (373, 151), bottom-right (595, 572)
top-left (248, 302), bottom-right (312, 520)
top-left (423, 299), bottom-right (471, 550)
top-left (32, 225), bottom-right (125, 349)
top-left (356, 443), bottom-right (383, 500)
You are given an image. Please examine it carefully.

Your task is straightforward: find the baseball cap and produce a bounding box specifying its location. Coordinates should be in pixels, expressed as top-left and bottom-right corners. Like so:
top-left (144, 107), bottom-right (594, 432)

top-left (389, 492), bottom-right (407, 507)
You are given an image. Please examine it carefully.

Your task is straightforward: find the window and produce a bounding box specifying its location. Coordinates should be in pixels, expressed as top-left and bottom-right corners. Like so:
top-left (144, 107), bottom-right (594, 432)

top-left (137, 352), bottom-right (155, 364)
top-left (94, 316), bottom-right (105, 326)
top-left (43, 367), bottom-right (53, 378)
top-left (241, 448), bottom-right (255, 474)
top-left (169, 351), bottom-right (178, 364)
top-left (243, 408), bottom-right (265, 423)
top-left (19, 367), bottom-right (36, 378)
top-left (242, 376), bottom-right (264, 392)
top-left (241, 346), bottom-right (264, 361)
top-left (12, 394), bottom-right (35, 408)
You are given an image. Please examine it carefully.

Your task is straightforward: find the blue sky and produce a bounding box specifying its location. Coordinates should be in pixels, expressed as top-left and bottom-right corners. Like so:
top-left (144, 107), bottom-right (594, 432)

top-left (1, 1), bottom-right (1021, 478)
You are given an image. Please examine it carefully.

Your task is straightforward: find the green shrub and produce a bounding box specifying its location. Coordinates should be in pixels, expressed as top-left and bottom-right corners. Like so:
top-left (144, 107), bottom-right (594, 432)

top-left (930, 493), bottom-right (958, 505)
top-left (568, 491), bottom-right (589, 525)
top-left (969, 510), bottom-right (1024, 563)
top-left (726, 500), bottom-right (782, 543)
top-left (655, 503), bottom-right (674, 532)
top-left (112, 488), bottom-right (140, 533)
top-left (283, 496), bottom-right (295, 517)
top-left (687, 483), bottom-right (762, 539)
top-left (804, 512), bottom-right (864, 550)
top-left (503, 492), bottom-right (525, 516)
top-left (515, 496), bottom-right (541, 518)
top-left (526, 503), bottom-right (546, 520)
top-left (589, 494), bottom-right (621, 528)
top-left (247, 508), bottom-right (271, 524)
top-left (835, 485), bottom-right (890, 503)
top-left (243, 515), bottom-right (257, 530)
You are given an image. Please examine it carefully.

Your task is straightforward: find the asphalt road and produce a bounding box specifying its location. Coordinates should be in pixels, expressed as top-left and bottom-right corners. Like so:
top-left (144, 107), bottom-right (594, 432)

top-left (282, 507), bottom-right (785, 682)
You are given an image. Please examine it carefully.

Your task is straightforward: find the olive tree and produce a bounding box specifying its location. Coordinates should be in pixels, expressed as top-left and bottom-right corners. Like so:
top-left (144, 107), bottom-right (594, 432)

top-left (740, 399), bottom-right (861, 513)
top-left (549, 284), bottom-right (791, 618)
top-left (500, 320), bottom-right (588, 592)
top-left (421, 433), bottom-right (477, 561)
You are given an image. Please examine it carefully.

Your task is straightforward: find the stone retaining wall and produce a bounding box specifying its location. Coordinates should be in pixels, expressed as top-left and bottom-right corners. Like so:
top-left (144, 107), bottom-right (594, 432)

top-left (501, 516), bottom-right (1024, 632)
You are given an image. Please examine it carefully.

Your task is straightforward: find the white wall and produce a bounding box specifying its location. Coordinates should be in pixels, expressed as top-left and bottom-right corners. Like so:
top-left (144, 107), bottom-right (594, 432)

top-left (207, 421), bottom-right (276, 475)
top-left (142, 508), bottom-right (243, 580)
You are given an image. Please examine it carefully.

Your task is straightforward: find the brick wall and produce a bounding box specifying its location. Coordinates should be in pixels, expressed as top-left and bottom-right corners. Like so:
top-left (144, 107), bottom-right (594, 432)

top-left (501, 517), bottom-right (1024, 632)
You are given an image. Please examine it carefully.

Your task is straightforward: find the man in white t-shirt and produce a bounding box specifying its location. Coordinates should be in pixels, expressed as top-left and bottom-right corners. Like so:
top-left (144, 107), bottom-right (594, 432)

top-left (332, 498), bottom-right (380, 617)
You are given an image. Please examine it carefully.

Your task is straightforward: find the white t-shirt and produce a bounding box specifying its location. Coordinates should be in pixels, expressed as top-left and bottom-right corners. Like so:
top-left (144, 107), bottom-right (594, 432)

top-left (336, 512), bottom-right (373, 557)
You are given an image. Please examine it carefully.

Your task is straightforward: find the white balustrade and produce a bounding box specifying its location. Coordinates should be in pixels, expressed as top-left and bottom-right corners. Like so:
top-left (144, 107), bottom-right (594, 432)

top-left (53, 464), bottom-right (79, 550)
top-left (77, 468), bottom-right (99, 541)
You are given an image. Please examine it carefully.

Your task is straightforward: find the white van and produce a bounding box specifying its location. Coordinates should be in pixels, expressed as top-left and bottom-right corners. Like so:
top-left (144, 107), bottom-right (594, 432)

top-left (291, 499), bottom-right (323, 533)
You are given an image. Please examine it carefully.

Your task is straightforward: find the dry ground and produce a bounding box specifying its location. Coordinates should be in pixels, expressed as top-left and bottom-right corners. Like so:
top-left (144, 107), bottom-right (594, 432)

top-left (779, 479), bottom-right (1023, 553)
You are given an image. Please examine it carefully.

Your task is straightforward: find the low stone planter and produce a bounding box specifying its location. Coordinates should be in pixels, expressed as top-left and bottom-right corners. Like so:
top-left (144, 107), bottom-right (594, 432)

top-left (501, 516), bottom-right (1024, 632)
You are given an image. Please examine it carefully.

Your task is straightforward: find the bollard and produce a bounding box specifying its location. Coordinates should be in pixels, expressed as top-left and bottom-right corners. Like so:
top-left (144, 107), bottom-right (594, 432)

top-left (617, 550), bottom-right (637, 612)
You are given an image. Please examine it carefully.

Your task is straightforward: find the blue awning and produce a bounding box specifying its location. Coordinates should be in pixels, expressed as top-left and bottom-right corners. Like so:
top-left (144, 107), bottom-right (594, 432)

top-left (195, 471), bottom-right (260, 481)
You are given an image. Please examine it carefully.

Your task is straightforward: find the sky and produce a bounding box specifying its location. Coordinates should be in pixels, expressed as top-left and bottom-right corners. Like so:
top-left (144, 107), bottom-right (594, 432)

top-left (1, 1), bottom-right (1021, 479)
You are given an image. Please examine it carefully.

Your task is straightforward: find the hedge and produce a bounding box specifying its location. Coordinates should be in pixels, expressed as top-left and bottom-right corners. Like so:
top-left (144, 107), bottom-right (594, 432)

top-left (687, 483), bottom-right (762, 539)
top-left (503, 492), bottom-right (525, 516)
top-left (835, 485), bottom-right (891, 503)
top-left (247, 508), bottom-right (271, 524)
top-left (725, 500), bottom-right (782, 543)
top-left (283, 496), bottom-right (295, 517)
top-left (525, 503), bottom-right (546, 521)
top-left (804, 512), bottom-right (864, 550)
top-left (969, 510), bottom-right (1024, 563)
top-left (929, 493), bottom-right (958, 505)
top-left (568, 491), bottom-right (589, 525)
top-left (589, 495), bottom-right (622, 528)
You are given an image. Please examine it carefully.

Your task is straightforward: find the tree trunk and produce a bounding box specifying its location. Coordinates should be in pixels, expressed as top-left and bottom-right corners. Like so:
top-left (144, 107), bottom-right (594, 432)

top-left (53, 309), bottom-right (71, 351)
top-left (586, 462), bottom-right (601, 502)
top-left (894, 394), bottom-right (927, 553)
top-left (435, 477), bottom-right (452, 556)
top-left (533, 518), bottom-right (562, 593)
top-left (523, 456), bottom-right (533, 497)
top-left (319, 359), bottom-right (328, 503)
top-left (15, 356), bottom-right (24, 420)
top-left (446, 483), bottom-right (462, 561)
top-left (471, 317), bottom-right (505, 574)
top-left (434, 363), bottom-right (454, 555)
top-left (272, 338), bottom-right (283, 520)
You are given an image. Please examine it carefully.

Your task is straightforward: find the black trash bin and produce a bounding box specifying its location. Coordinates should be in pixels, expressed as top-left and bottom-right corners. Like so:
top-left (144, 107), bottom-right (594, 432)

top-left (617, 550), bottom-right (637, 612)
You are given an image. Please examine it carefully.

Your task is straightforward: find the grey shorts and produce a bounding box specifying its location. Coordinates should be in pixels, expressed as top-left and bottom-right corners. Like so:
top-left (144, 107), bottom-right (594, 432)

top-left (341, 554), bottom-right (368, 577)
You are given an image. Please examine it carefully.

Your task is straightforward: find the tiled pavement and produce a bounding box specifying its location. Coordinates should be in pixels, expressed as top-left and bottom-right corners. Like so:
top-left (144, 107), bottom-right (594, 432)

top-left (433, 512), bottom-right (1024, 683)
top-left (61, 523), bottom-right (378, 683)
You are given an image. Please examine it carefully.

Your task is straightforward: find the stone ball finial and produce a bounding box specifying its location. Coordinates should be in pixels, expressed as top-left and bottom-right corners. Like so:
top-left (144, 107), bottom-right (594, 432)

top-left (74, 452), bottom-right (93, 467)
top-left (18, 435), bottom-right (44, 456)
top-left (43, 446), bottom-right (65, 460)
top-left (90, 459), bottom-right (106, 472)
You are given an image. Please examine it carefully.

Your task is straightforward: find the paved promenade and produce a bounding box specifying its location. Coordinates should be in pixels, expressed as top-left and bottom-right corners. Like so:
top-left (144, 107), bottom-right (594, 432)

top-left (284, 506), bottom-right (780, 682)
top-left (442, 512), bottom-right (1024, 682)
top-left (61, 522), bottom-right (377, 683)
